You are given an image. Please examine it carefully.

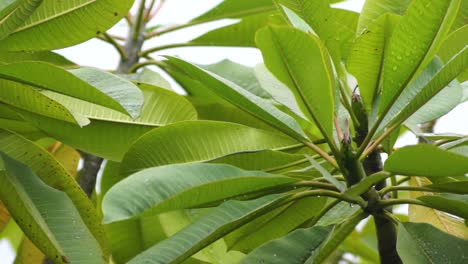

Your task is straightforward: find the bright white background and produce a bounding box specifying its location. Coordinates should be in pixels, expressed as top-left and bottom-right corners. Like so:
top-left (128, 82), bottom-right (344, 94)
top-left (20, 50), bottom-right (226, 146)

top-left (0, 0), bottom-right (466, 262)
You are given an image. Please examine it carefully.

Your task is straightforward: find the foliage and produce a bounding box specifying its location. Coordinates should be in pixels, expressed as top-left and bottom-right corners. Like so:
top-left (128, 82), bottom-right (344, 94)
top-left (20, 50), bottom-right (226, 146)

top-left (0, 0), bottom-right (467, 264)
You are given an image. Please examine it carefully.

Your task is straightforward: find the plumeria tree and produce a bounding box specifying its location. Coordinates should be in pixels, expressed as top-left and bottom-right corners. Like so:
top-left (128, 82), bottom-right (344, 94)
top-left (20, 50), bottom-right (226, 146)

top-left (0, 0), bottom-right (467, 264)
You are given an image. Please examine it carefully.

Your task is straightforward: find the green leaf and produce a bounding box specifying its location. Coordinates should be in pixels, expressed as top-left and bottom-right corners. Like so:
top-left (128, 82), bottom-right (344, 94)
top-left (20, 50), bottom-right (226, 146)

top-left (105, 214), bottom-right (167, 263)
top-left (384, 144), bottom-right (468, 177)
top-left (19, 111), bottom-right (154, 161)
top-left (345, 171), bottom-right (391, 196)
top-left (0, 0), bottom-right (134, 51)
top-left (17, 84), bottom-right (196, 161)
top-left (200, 59), bottom-right (269, 98)
top-left (191, 0), bottom-right (275, 22)
top-left (405, 80), bottom-right (463, 126)
top-left (103, 163), bottom-right (297, 223)
top-left (193, 101), bottom-right (277, 132)
top-left (277, 0), bottom-right (359, 61)
top-left (0, 129), bottom-right (109, 255)
top-left (191, 12), bottom-right (277, 48)
top-left (380, 48), bottom-right (467, 130)
top-left (0, 152), bottom-right (104, 264)
top-left (42, 83), bottom-right (195, 127)
top-left (357, 0), bottom-right (411, 34)
top-left (164, 56), bottom-right (308, 140)
top-left (0, 62), bottom-right (144, 119)
top-left (241, 225), bottom-right (333, 264)
top-left (418, 195), bottom-right (468, 219)
top-left (408, 178), bottom-right (468, 239)
top-left (210, 150), bottom-right (306, 172)
top-left (226, 196), bottom-right (326, 252)
top-left (0, 79), bottom-right (89, 126)
top-left (0, 51), bottom-right (76, 66)
top-left (428, 181), bottom-right (468, 194)
top-left (256, 26), bottom-right (335, 143)
top-left (439, 25), bottom-right (468, 82)
top-left (0, 0), bottom-right (42, 40)
top-left (127, 194), bottom-right (290, 264)
top-left (379, 0), bottom-right (461, 115)
top-left (397, 222), bottom-right (468, 264)
top-left (242, 210), bottom-right (367, 263)
top-left (450, 0), bottom-right (468, 32)
top-left (347, 14), bottom-right (399, 112)
top-left (120, 120), bottom-right (299, 176)
top-left (311, 211), bottom-right (368, 264)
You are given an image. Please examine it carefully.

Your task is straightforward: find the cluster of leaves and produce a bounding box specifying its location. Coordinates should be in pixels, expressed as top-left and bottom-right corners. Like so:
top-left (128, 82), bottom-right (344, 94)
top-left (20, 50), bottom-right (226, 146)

top-left (0, 0), bottom-right (467, 264)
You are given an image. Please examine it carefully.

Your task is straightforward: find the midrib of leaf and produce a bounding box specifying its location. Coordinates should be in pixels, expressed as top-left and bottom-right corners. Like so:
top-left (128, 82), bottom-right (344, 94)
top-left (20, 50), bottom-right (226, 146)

top-left (269, 29), bottom-right (334, 146)
top-left (12, 0), bottom-right (97, 33)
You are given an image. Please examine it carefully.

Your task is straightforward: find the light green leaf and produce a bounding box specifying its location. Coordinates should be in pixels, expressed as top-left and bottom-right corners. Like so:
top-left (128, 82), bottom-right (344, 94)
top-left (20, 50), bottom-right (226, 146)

top-left (19, 111), bottom-right (154, 161)
top-left (0, 79), bottom-right (88, 126)
top-left (200, 59), bottom-right (269, 98)
top-left (0, 153), bottom-right (104, 264)
top-left (397, 222), bottom-right (468, 264)
top-left (347, 14), bottom-right (399, 112)
top-left (0, 0), bottom-right (42, 40)
top-left (120, 120), bottom-right (299, 176)
top-left (357, 0), bottom-right (411, 34)
top-left (384, 144), bottom-right (468, 177)
top-left (191, 0), bottom-right (275, 22)
top-left (276, 0), bottom-right (359, 61)
top-left (191, 12), bottom-right (277, 48)
top-left (103, 163), bottom-right (297, 223)
top-left (17, 83), bottom-right (196, 161)
top-left (380, 48), bottom-right (467, 130)
top-left (379, 0), bottom-right (461, 115)
top-left (42, 83), bottom-right (196, 127)
top-left (439, 25), bottom-right (468, 82)
top-left (0, 62), bottom-right (144, 119)
top-left (0, 129), bottom-right (109, 256)
top-left (128, 194), bottom-right (290, 264)
top-left (405, 79), bottom-right (462, 126)
top-left (0, 51), bottom-right (76, 66)
top-left (450, 0), bottom-right (468, 32)
top-left (256, 26), bottom-right (335, 143)
top-left (164, 56), bottom-right (308, 140)
top-left (0, 0), bottom-right (134, 51)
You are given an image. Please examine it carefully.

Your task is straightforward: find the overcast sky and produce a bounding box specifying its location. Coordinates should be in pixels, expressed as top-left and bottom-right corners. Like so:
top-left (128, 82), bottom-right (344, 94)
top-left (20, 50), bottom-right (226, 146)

top-left (0, 0), bottom-right (466, 262)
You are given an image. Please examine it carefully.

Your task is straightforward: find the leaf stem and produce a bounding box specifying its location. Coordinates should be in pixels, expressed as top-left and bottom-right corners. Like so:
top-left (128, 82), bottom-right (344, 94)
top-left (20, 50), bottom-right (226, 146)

top-left (133, 0), bottom-right (147, 41)
top-left (292, 189), bottom-right (367, 208)
top-left (379, 186), bottom-right (437, 197)
top-left (302, 141), bottom-right (338, 169)
top-left (98, 33), bottom-right (127, 60)
top-left (377, 198), bottom-right (426, 208)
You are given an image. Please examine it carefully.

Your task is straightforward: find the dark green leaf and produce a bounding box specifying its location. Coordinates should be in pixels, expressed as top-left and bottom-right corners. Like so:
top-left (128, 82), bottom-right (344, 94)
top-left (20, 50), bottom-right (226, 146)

top-left (397, 222), bottom-right (468, 264)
